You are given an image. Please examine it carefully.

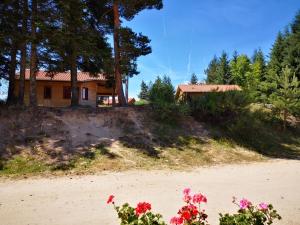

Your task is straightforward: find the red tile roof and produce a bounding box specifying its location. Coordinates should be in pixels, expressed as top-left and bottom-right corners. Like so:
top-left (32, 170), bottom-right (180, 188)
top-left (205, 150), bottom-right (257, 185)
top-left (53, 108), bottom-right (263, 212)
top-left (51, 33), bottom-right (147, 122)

top-left (16, 69), bottom-right (106, 82)
top-left (177, 84), bottom-right (242, 93)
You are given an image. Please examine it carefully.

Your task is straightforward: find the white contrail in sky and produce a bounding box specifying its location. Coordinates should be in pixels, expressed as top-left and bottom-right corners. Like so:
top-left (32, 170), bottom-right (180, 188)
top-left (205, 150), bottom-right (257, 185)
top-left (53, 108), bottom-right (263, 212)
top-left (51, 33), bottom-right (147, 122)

top-left (163, 16), bottom-right (167, 38)
top-left (187, 51), bottom-right (192, 77)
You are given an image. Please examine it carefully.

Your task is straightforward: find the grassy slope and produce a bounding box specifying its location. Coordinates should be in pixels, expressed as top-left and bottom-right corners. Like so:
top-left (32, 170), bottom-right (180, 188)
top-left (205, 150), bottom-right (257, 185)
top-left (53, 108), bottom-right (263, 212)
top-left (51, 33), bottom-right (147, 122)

top-left (0, 106), bottom-right (298, 178)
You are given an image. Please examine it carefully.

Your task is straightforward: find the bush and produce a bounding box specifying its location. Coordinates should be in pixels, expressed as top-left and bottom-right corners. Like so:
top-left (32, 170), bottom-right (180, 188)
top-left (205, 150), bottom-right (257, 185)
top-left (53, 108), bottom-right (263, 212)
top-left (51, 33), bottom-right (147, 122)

top-left (189, 91), bottom-right (249, 122)
top-left (149, 76), bottom-right (175, 104)
top-left (219, 197), bottom-right (281, 225)
top-left (106, 195), bottom-right (166, 225)
top-left (148, 76), bottom-right (189, 124)
top-left (107, 188), bottom-right (281, 225)
top-left (151, 101), bottom-right (190, 124)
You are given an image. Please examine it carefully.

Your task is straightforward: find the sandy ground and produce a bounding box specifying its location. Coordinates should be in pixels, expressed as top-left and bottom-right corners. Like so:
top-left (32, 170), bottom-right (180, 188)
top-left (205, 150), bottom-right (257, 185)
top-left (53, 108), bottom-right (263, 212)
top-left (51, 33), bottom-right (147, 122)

top-left (0, 160), bottom-right (300, 225)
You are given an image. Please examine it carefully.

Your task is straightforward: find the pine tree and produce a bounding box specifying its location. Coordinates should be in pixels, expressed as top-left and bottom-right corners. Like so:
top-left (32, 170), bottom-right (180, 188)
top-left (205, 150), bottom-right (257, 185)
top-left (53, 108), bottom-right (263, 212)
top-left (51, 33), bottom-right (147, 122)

top-left (29, 0), bottom-right (38, 106)
top-left (250, 49), bottom-right (266, 98)
top-left (269, 67), bottom-right (300, 130)
top-left (205, 56), bottom-right (219, 84)
top-left (40, 0), bottom-right (113, 107)
top-left (268, 32), bottom-right (287, 80)
top-left (1, 0), bottom-right (21, 104)
top-left (18, 0), bottom-right (29, 105)
top-left (118, 26), bottom-right (152, 101)
top-left (252, 49), bottom-right (266, 81)
top-left (138, 80), bottom-right (149, 100)
top-left (149, 75), bottom-right (174, 103)
top-left (217, 51), bottom-right (231, 84)
top-left (283, 11), bottom-right (300, 80)
top-left (230, 54), bottom-right (251, 88)
top-left (110, 0), bottom-right (163, 106)
top-left (189, 73), bottom-right (198, 84)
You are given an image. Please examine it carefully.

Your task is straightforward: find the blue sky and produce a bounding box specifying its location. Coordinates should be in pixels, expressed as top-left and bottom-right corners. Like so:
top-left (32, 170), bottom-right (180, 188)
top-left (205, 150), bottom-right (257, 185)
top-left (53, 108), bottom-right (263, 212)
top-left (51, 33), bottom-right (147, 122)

top-left (124, 0), bottom-right (300, 98)
top-left (1, 0), bottom-right (299, 100)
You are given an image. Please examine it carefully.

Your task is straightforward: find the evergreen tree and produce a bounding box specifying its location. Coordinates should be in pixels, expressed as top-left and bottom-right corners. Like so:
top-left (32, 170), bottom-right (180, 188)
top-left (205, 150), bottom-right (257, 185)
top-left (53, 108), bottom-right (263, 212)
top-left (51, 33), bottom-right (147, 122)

top-left (138, 80), bottom-right (149, 100)
top-left (283, 11), bottom-right (300, 80)
top-left (40, 0), bottom-right (113, 107)
top-left (110, 0), bottom-right (163, 106)
top-left (18, 0), bottom-right (29, 105)
top-left (232, 50), bottom-right (238, 63)
top-left (250, 49), bottom-right (266, 98)
top-left (29, 0), bottom-right (38, 106)
top-left (205, 56), bottom-right (219, 84)
top-left (269, 67), bottom-right (300, 130)
top-left (149, 75), bottom-right (174, 103)
top-left (252, 48), bottom-right (266, 79)
top-left (189, 73), bottom-right (198, 84)
top-left (0, 0), bottom-right (21, 104)
top-left (267, 32), bottom-right (287, 80)
top-left (119, 27), bottom-right (152, 85)
top-left (229, 50), bottom-right (239, 85)
top-left (216, 51), bottom-right (231, 84)
top-left (230, 54), bottom-right (252, 88)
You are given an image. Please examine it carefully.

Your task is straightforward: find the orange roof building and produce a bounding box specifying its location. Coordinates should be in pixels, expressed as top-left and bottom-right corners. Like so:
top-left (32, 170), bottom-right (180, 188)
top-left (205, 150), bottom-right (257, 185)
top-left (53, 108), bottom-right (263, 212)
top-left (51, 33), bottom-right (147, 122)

top-left (175, 84), bottom-right (242, 100)
top-left (15, 70), bottom-right (115, 107)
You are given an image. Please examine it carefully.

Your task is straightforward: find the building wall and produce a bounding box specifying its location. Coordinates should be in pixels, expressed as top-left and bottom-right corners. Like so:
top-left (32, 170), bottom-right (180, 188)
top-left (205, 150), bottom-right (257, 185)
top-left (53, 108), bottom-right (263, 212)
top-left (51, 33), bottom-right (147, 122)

top-left (15, 80), bottom-right (113, 107)
top-left (79, 82), bottom-right (97, 107)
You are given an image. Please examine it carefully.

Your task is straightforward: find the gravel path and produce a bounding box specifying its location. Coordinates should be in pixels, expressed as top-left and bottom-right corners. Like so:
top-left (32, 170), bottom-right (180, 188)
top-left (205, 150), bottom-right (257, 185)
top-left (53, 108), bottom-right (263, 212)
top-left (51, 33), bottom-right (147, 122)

top-left (0, 160), bottom-right (299, 225)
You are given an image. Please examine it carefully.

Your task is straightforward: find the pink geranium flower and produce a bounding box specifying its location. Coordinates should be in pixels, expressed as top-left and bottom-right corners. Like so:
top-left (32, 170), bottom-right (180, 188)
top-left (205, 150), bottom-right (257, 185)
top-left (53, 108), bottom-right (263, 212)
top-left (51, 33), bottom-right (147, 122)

top-left (183, 188), bottom-right (191, 196)
top-left (239, 198), bottom-right (251, 209)
top-left (259, 202), bottom-right (268, 210)
top-left (193, 193), bottom-right (207, 204)
top-left (183, 194), bottom-right (192, 203)
top-left (170, 216), bottom-right (184, 225)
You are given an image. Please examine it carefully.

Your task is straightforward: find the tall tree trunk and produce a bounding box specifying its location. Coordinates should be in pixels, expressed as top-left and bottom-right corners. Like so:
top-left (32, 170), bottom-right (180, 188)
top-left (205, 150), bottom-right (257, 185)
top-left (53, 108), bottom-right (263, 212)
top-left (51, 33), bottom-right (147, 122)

top-left (6, 0), bottom-right (20, 105)
top-left (283, 109), bottom-right (288, 131)
top-left (29, 0), bottom-right (37, 106)
top-left (70, 51), bottom-right (78, 107)
top-left (113, 0), bottom-right (126, 106)
top-left (125, 75), bottom-right (128, 103)
top-left (6, 46), bottom-right (17, 105)
top-left (112, 81), bottom-right (116, 106)
top-left (19, 0), bottom-right (28, 105)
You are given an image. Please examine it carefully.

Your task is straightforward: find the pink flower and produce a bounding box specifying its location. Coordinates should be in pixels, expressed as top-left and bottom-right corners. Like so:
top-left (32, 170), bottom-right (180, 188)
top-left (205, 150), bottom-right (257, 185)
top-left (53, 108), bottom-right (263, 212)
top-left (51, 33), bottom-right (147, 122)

top-left (183, 194), bottom-right (192, 203)
top-left (259, 202), bottom-right (268, 210)
top-left (183, 188), bottom-right (191, 196)
top-left (170, 216), bottom-right (183, 225)
top-left (193, 193), bottom-right (207, 204)
top-left (239, 198), bottom-right (251, 209)
top-left (106, 195), bottom-right (115, 204)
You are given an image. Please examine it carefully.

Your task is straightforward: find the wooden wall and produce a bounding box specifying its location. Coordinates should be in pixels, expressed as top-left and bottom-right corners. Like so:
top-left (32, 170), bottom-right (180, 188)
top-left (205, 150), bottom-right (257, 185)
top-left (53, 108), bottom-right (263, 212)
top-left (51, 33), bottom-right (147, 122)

top-left (14, 80), bottom-right (113, 107)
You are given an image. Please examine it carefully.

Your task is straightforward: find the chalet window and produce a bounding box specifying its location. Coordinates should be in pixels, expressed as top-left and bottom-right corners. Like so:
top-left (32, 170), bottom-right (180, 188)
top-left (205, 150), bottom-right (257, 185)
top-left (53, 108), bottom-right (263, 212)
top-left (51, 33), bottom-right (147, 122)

top-left (63, 86), bottom-right (71, 99)
top-left (82, 87), bottom-right (89, 100)
top-left (44, 86), bottom-right (52, 99)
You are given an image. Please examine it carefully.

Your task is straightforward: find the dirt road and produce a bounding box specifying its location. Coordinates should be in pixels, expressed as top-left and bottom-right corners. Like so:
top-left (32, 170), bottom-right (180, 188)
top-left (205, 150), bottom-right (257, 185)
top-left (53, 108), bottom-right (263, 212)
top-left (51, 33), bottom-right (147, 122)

top-left (0, 160), bottom-right (299, 225)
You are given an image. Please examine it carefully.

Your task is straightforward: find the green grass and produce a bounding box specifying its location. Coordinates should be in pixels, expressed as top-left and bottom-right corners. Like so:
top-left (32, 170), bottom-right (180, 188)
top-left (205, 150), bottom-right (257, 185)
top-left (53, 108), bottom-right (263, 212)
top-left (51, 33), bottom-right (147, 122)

top-left (208, 106), bottom-right (300, 159)
top-left (0, 155), bottom-right (49, 176)
top-left (134, 100), bottom-right (150, 106)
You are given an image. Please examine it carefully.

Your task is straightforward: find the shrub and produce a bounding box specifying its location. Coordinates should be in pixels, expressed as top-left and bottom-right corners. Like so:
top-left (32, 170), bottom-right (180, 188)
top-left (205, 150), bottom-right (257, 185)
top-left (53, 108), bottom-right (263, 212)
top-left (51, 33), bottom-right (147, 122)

top-left (106, 195), bottom-right (166, 225)
top-left (151, 101), bottom-right (190, 124)
top-left (148, 76), bottom-right (189, 124)
top-left (189, 91), bottom-right (249, 122)
top-left (169, 188), bottom-right (209, 225)
top-left (219, 197), bottom-right (281, 225)
top-left (107, 189), bottom-right (281, 225)
top-left (149, 76), bottom-right (175, 104)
